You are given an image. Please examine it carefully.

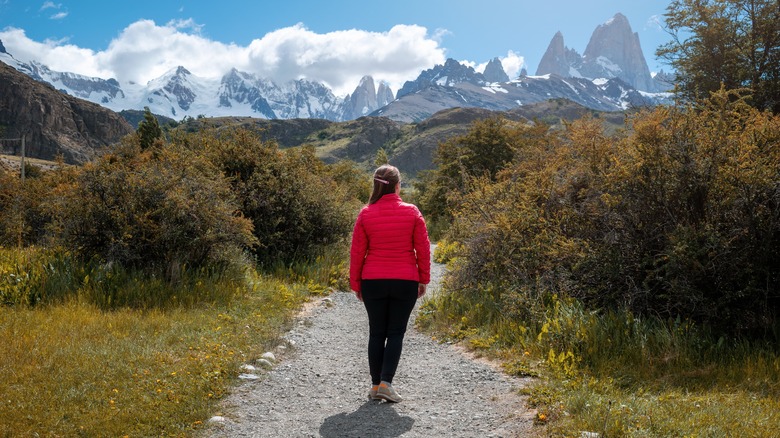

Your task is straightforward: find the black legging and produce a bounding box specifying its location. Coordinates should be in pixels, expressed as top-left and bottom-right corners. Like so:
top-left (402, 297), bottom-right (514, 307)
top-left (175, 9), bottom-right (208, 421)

top-left (361, 279), bottom-right (418, 385)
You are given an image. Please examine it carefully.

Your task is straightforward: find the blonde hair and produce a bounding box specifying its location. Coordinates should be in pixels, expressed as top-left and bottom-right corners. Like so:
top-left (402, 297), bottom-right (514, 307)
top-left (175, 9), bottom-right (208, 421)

top-left (369, 164), bottom-right (400, 205)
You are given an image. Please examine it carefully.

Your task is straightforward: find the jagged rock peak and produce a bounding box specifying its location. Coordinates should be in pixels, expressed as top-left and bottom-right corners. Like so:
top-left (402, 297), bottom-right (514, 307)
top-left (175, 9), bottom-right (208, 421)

top-left (343, 75), bottom-right (379, 119)
top-left (0, 40), bottom-right (6, 54)
top-left (536, 31), bottom-right (583, 77)
top-left (581, 13), bottom-right (655, 91)
top-left (358, 75), bottom-right (374, 87)
top-left (536, 31), bottom-right (566, 76)
top-left (483, 57), bottom-right (509, 83)
top-left (376, 81), bottom-right (394, 107)
top-left (396, 58), bottom-right (485, 99)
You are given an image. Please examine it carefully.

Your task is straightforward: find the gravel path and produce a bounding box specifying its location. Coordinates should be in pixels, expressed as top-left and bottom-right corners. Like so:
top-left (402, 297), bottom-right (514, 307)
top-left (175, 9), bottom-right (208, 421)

top-left (208, 246), bottom-right (535, 437)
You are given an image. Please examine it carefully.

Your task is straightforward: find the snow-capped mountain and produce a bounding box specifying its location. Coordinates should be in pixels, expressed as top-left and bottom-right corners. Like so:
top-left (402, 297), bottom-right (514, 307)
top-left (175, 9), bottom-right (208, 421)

top-left (375, 59), bottom-right (670, 123)
top-left (1, 11), bottom-right (672, 125)
top-left (0, 43), bottom-right (126, 104)
top-left (537, 13), bottom-right (668, 92)
top-left (0, 41), bottom-right (389, 122)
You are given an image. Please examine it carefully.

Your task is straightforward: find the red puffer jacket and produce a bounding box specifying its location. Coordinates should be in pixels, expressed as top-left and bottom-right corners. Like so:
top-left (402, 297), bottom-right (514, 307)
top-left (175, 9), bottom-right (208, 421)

top-left (349, 193), bottom-right (431, 293)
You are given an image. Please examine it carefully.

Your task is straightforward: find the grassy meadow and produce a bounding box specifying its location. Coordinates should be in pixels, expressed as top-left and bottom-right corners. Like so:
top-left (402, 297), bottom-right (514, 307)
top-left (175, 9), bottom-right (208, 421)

top-left (418, 246), bottom-right (780, 437)
top-left (0, 246), bottom-right (344, 437)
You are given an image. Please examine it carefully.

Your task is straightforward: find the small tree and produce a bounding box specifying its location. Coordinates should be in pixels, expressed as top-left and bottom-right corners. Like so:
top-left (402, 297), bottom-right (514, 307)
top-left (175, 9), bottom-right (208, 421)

top-left (137, 107), bottom-right (163, 150)
top-left (658, 0), bottom-right (780, 113)
top-left (374, 148), bottom-right (389, 166)
top-left (184, 128), bottom-right (359, 266)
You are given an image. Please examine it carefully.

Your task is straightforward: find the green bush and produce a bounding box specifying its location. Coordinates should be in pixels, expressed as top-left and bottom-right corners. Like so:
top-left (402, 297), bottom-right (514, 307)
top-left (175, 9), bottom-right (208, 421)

top-left (183, 128), bottom-right (360, 266)
top-left (415, 117), bottom-right (542, 224)
top-left (435, 89), bottom-right (780, 337)
top-left (46, 139), bottom-right (256, 279)
top-left (0, 166), bottom-right (59, 247)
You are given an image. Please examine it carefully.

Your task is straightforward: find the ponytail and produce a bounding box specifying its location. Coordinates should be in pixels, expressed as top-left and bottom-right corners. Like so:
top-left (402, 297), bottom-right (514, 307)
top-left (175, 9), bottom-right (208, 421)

top-left (368, 165), bottom-right (400, 205)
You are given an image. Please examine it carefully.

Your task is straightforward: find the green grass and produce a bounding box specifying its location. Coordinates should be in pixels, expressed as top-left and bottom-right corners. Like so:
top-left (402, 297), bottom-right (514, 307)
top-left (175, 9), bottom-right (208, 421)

top-left (417, 278), bottom-right (780, 437)
top-left (0, 247), bottom-right (331, 436)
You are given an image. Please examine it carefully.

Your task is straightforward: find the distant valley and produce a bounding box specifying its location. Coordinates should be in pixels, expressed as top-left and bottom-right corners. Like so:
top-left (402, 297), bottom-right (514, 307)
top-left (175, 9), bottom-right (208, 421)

top-left (1, 13), bottom-right (670, 171)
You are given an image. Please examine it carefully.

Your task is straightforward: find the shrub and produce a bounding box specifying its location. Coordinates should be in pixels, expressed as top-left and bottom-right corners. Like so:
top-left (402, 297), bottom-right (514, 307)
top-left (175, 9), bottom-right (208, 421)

top-left (46, 139), bottom-right (256, 279)
top-left (183, 128), bottom-right (360, 266)
top-left (0, 165), bottom-right (62, 247)
top-left (438, 89), bottom-right (780, 337)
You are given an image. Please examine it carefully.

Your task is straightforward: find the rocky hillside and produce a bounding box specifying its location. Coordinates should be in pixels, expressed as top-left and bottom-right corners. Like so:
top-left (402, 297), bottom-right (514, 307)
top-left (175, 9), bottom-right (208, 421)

top-left (0, 62), bottom-right (133, 164)
top-left (185, 99), bottom-right (626, 178)
top-left (373, 65), bottom-right (657, 123)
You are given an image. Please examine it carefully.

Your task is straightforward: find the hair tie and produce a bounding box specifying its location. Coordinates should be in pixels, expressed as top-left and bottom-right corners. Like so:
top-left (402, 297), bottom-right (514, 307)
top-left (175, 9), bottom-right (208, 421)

top-left (374, 177), bottom-right (389, 185)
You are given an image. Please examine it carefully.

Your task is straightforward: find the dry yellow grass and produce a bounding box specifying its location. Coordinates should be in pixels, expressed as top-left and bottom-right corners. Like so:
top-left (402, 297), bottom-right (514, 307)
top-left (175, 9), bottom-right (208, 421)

top-left (0, 274), bottom-right (309, 437)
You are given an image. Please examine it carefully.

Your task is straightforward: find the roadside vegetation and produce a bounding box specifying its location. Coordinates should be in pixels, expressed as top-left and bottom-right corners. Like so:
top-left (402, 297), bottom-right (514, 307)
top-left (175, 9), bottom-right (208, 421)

top-left (416, 90), bottom-right (780, 436)
top-left (2, 1), bottom-right (779, 436)
top-left (0, 124), bottom-right (358, 436)
top-left (416, 2), bottom-right (780, 434)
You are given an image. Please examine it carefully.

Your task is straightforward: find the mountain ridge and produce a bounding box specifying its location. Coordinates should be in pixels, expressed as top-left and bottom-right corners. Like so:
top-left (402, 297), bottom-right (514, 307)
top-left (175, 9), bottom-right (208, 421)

top-left (0, 12), bottom-right (671, 123)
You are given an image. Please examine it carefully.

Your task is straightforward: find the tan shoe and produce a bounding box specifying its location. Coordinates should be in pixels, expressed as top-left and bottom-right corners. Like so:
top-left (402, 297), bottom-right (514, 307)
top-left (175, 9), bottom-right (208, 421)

top-left (368, 384), bottom-right (380, 400)
top-left (375, 382), bottom-right (402, 403)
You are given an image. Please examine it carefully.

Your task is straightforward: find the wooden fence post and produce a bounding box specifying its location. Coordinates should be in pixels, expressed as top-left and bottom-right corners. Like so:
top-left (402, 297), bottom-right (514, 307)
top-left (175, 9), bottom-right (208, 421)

top-left (20, 134), bottom-right (26, 183)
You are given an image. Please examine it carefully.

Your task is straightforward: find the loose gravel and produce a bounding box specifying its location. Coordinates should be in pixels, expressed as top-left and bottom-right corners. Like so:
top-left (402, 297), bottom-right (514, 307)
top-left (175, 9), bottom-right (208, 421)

top-left (208, 248), bottom-right (536, 437)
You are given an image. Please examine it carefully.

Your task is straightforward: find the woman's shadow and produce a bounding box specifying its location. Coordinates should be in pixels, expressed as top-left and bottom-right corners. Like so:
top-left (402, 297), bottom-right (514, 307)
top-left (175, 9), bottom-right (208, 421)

top-left (319, 400), bottom-right (415, 438)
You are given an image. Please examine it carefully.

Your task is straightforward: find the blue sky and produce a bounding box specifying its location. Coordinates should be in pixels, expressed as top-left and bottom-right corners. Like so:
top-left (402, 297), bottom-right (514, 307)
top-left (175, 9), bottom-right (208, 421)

top-left (0, 0), bottom-right (673, 95)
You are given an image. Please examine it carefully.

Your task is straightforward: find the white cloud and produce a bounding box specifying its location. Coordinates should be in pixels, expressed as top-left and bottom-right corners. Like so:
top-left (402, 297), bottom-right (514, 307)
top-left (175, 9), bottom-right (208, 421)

top-left (166, 18), bottom-right (203, 34)
top-left (0, 19), bottom-right (447, 96)
top-left (0, 28), bottom-right (109, 77)
top-left (50, 11), bottom-right (67, 20)
top-left (40, 1), bottom-right (59, 10)
top-left (646, 15), bottom-right (664, 32)
top-left (500, 50), bottom-right (525, 79)
top-left (243, 23), bottom-right (446, 95)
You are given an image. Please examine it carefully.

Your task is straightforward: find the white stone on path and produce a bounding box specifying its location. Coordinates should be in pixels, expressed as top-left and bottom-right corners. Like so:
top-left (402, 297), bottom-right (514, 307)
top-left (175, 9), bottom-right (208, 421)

top-left (256, 358), bottom-right (274, 369)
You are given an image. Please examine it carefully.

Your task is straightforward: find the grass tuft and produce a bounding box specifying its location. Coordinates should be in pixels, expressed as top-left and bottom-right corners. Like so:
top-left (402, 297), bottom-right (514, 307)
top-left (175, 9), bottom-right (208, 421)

top-left (418, 285), bottom-right (780, 436)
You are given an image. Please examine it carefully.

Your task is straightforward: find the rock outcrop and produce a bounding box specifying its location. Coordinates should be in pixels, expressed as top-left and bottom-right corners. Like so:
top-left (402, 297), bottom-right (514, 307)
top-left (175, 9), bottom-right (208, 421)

top-left (580, 13), bottom-right (655, 91)
top-left (483, 58), bottom-right (510, 83)
top-left (396, 59), bottom-right (486, 99)
top-left (535, 32), bottom-right (583, 78)
top-left (536, 13), bottom-right (657, 91)
top-left (0, 61), bottom-right (133, 164)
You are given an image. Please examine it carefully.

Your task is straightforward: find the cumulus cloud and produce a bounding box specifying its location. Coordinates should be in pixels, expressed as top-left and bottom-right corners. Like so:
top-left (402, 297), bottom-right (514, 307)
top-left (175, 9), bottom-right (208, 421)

top-left (499, 51), bottom-right (525, 78)
top-left (243, 23), bottom-right (446, 95)
top-left (0, 19), bottom-right (447, 96)
top-left (0, 27), bottom-right (110, 77)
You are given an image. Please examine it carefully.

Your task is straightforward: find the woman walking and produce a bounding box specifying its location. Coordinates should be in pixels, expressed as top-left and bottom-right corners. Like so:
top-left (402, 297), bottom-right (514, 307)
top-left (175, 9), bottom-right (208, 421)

top-left (349, 164), bottom-right (431, 403)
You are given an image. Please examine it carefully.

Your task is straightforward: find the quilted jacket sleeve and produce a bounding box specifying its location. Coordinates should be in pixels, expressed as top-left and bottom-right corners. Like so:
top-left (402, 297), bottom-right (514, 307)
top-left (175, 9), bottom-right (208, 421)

top-left (349, 211), bottom-right (368, 293)
top-left (413, 209), bottom-right (431, 285)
